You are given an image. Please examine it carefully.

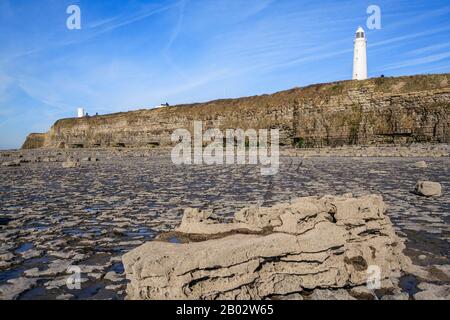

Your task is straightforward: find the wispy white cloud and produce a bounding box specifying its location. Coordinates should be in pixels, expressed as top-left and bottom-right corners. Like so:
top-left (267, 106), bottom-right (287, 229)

top-left (238, 0), bottom-right (274, 19)
top-left (381, 51), bottom-right (450, 71)
top-left (0, 2), bottom-right (176, 65)
top-left (86, 16), bottom-right (121, 29)
top-left (369, 25), bottom-right (450, 48)
top-left (0, 72), bottom-right (13, 103)
top-left (91, 3), bottom-right (175, 35)
top-left (386, 5), bottom-right (450, 29)
top-left (162, 0), bottom-right (189, 79)
top-left (408, 42), bottom-right (450, 55)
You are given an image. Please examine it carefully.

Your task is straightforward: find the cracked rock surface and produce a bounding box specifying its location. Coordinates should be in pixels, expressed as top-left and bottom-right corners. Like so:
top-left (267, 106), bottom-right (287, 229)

top-left (123, 195), bottom-right (411, 300)
top-left (0, 147), bottom-right (448, 300)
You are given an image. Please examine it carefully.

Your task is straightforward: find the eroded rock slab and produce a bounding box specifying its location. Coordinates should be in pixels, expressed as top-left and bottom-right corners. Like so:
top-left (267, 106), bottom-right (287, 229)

top-left (123, 195), bottom-right (411, 300)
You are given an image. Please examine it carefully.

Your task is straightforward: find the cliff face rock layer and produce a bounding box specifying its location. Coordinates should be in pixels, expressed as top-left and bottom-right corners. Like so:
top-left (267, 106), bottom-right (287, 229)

top-left (122, 194), bottom-right (411, 300)
top-left (21, 133), bottom-right (46, 149)
top-left (23, 74), bottom-right (450, 149)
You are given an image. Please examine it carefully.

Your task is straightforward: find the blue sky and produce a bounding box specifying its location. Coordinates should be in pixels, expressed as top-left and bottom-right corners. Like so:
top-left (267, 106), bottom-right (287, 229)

top-left (0, 0), bottom-right (449, 149)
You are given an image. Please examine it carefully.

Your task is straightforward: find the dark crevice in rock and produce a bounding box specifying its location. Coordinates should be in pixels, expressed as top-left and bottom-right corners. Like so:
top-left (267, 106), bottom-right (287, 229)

top-left (344, 256), bottom-right (368, 271)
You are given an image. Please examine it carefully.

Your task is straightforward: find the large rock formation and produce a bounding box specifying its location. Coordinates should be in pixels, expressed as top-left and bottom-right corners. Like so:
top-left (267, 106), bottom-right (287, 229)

top-left (122, 194), bottom-right (411, 300)
top-left (23, 74), bottom-right (450, 149)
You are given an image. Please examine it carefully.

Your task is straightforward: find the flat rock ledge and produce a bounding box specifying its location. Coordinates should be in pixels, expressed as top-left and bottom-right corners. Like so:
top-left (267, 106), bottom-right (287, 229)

top-left (122, 194), bottom-right (411, 300)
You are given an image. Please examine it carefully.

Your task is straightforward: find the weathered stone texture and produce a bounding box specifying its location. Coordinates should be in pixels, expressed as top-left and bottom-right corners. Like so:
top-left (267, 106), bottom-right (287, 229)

top-left (22, 133), bottom-right (46, 149)
top-left (123, 195), bottom-right (411, 300)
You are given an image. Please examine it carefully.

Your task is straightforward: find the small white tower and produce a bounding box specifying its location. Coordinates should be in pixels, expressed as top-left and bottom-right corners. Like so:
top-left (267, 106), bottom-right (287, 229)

top-left (352, 27), bottom-right (368, 80)
top-left (77, 107), bottom-right (85, 118)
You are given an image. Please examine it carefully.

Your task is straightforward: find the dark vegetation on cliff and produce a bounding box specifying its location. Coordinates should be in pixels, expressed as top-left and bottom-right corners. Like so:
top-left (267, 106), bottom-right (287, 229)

top-left (23, 73), bottom-right (450, 149)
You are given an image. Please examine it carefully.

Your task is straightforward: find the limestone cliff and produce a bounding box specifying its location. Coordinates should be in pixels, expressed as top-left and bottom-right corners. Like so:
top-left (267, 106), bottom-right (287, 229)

top-left (21, 133), bottom-right (46, 149)
top-left (22, 73), bottom-right (450, 149)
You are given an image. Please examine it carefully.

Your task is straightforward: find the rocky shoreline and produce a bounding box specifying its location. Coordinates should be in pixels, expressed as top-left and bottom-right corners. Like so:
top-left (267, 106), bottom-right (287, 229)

top-left (1, 143), bottom-right (449, 165)
top-left (0, 145), bottom-right (449, 300)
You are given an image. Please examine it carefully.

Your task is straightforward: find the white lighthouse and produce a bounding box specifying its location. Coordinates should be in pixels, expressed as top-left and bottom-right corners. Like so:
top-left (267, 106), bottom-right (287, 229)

top-left (77, 107), bottom-right (85, 118)
top-left (352, 27), bottom-right (368, 80)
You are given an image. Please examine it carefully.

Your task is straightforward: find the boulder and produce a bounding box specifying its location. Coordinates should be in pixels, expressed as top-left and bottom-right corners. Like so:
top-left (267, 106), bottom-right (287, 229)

top-left (123, 195), bottom-right (411, 300)
top-left (414, 181), bottom-right (442, 197)
top-left (62, 160), bottom-right (80, 168)
top-left (414, 161), bottom-right (428, 168)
